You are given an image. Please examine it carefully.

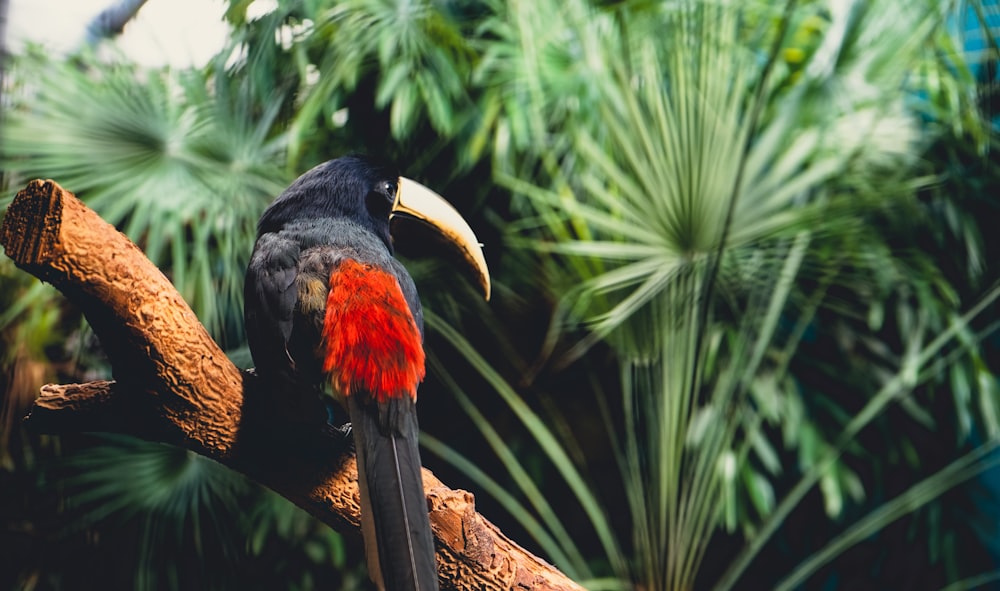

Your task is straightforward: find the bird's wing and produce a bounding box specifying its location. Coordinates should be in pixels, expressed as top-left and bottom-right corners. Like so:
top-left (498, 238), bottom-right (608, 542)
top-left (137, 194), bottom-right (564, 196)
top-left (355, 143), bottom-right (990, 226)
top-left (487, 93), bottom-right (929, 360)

top-left (244, 232), bottom-right (301, 380)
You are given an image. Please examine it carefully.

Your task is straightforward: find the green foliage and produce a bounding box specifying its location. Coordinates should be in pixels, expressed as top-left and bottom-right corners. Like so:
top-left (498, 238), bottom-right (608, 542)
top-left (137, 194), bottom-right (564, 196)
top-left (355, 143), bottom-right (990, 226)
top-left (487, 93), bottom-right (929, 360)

top-left (1, 49), bottom-right (287, 346)
top-left (422, 0), bottom-right (1000, 590)
top-left (21, 434), bottom-right (367, 590)
top-left (53, 435), bottom-right (250, 561)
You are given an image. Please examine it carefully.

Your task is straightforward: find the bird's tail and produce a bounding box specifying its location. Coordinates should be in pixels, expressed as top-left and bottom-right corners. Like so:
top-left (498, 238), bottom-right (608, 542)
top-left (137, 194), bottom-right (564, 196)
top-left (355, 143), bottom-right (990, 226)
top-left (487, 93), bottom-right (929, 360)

top-left (349, 394), bottom-right (439, 591)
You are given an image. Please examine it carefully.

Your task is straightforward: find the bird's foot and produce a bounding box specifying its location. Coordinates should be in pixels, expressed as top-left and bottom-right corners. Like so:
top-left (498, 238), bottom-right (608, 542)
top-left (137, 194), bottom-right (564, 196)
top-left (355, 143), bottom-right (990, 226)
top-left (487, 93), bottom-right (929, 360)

top-left (322, 398), bottom-right (354, 449)
top-left (334, 422), bottom-right (353, 444)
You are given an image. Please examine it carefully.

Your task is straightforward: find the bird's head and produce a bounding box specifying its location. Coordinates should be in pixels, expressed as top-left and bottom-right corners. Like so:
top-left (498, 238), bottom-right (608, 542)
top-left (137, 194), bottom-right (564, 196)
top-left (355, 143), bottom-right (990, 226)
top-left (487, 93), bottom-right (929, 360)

top-left (257, 155), bottom-right (491, 300)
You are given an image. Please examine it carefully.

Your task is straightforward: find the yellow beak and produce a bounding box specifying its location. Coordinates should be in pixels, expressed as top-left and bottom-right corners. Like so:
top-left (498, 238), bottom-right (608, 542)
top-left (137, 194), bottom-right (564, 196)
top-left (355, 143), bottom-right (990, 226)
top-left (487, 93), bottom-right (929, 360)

top-left (391, 177), bottom-right (491, 301)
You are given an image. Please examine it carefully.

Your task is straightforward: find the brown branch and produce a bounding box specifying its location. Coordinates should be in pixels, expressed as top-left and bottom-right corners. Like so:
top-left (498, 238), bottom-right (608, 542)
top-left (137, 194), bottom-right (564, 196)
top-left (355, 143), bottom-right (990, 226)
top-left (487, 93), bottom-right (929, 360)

top-left (1, 179), bottom-right (585, 591)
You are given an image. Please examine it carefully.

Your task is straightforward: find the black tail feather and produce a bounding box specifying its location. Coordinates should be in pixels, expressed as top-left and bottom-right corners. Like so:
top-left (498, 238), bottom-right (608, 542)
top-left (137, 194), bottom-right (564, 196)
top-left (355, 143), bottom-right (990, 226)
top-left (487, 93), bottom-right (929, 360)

top-left (349, 395), bottom-right (438, 591)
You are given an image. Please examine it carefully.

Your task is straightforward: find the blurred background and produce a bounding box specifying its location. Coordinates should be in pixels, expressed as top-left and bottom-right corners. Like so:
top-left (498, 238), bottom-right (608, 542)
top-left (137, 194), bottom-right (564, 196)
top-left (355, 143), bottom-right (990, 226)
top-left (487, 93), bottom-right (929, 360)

top-left (1, 0), bottom-right (999, 589)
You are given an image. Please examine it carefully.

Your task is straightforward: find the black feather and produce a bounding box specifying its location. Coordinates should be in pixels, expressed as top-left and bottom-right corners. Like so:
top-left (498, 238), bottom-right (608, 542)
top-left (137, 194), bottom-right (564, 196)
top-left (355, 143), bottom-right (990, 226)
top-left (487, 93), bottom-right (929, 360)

top-left (256, 156), bottom-right (399, 251)
top-left (350, 394), bottom-right (438, 591)
top-left (244, 232), bottom-right (300, 382)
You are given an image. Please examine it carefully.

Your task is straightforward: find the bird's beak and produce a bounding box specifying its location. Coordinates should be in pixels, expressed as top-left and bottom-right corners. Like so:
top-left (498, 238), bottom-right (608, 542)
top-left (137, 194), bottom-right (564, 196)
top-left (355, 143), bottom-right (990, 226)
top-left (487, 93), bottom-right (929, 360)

top-left (391, 176), bottom-right (491, 301)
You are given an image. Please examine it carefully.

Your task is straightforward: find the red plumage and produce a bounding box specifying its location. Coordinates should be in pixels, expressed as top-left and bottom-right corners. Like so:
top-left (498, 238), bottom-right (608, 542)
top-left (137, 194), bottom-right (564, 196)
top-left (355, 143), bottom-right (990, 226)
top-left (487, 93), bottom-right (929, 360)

top-left (322, 259), bottom-right (426, 402)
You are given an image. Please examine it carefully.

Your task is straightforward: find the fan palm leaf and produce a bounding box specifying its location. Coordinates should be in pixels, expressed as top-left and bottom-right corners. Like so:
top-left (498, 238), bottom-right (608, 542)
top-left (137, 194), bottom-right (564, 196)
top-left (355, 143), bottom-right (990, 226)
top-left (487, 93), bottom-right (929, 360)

top-left (1, 50), bottom-right (287, 344)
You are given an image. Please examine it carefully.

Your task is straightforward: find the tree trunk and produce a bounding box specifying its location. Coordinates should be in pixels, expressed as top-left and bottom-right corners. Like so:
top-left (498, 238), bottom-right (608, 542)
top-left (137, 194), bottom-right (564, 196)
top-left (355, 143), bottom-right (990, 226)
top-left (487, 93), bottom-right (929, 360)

top-left (85, 0), bottom-right (150, 44)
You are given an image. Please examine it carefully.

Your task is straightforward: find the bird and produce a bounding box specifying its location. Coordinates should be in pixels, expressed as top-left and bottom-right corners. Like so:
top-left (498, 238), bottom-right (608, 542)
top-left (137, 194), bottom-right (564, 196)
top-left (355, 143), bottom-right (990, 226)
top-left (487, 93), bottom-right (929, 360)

top-left (244, 155), bottom-right (489, 591)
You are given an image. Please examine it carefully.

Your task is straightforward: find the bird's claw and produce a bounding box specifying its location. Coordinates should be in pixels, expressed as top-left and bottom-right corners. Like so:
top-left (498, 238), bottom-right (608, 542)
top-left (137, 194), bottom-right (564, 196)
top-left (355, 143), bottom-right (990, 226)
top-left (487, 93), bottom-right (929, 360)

top-left (335, 421), bottom-right (353, 442)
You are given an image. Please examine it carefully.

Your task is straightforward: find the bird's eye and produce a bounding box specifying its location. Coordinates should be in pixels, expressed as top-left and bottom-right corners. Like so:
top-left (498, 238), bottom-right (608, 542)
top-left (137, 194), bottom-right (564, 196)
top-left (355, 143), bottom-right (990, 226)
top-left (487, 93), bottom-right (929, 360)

top-left (366, 182), bottom-right (395, 218)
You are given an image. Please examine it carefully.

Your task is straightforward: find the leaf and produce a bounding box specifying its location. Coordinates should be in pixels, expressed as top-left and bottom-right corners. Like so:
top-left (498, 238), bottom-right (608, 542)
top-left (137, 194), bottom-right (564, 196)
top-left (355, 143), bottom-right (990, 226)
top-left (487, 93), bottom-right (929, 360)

top-left (390, 81), bottom-right (419, 139)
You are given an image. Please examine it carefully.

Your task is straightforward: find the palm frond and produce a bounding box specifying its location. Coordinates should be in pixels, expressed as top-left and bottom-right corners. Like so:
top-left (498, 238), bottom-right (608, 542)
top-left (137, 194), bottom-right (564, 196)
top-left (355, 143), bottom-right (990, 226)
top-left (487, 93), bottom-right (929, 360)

top-left (1, 51), bottom-right (287, 344)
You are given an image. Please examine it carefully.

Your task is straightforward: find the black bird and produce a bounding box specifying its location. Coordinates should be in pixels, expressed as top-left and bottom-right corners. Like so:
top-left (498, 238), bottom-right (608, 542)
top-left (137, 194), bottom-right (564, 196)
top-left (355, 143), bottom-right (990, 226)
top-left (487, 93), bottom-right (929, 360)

top-left (244, 156), bottom-right (489, 591)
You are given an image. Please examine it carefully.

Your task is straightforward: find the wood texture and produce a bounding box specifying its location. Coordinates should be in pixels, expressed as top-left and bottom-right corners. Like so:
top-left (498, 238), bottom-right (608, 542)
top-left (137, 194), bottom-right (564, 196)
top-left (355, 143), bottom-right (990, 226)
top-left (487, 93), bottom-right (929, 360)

top-left (2, 179), bottom-right (585, 591)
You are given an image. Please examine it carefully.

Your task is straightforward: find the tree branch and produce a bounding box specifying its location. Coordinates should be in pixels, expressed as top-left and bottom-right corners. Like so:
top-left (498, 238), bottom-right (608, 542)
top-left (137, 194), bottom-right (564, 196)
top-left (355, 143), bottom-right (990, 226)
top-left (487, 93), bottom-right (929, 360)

top-left (1, 179), bottom-right (584, 591)
top-left (85, 0), bottom-right (150, 44)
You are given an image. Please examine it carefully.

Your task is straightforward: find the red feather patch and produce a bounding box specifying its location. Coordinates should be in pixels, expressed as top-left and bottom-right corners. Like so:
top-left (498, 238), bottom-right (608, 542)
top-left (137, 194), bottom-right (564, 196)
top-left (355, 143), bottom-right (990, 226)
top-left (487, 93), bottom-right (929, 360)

top-left (322, 259), bottom-right (425, 402)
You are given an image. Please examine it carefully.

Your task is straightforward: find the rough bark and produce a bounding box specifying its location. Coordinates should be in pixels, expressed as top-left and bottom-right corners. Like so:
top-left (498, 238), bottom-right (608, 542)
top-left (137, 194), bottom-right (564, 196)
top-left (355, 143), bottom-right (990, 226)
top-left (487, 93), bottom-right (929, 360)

top-left (1, 179), bottom-right (585, 591)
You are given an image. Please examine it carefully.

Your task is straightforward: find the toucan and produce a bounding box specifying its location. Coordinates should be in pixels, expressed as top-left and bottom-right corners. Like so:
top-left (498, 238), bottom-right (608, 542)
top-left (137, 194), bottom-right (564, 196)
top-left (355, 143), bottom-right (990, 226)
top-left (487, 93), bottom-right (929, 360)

top-left (244, 156), bottom-right (490, 591)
